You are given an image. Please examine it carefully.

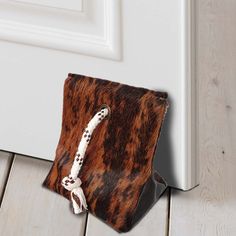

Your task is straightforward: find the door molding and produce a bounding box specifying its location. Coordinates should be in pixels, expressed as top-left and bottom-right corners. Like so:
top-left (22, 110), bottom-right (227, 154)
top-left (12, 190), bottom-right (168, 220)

top-left (12, 0), bottom-right (83, 12)
top-left (0, 0), bottom-right (121, 60)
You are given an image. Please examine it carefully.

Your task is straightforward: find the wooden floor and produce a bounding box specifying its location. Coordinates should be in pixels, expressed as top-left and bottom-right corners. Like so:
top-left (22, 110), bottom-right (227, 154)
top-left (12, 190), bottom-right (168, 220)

top-left (0, 0), bottom-right (236, 235)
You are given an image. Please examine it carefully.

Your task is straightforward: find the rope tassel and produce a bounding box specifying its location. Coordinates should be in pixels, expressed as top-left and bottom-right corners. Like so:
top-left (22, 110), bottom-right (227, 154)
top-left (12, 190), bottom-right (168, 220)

top-left (61, 105), bottom-right (109, 214)
top-left (61, 176), bottom-right (87, 214)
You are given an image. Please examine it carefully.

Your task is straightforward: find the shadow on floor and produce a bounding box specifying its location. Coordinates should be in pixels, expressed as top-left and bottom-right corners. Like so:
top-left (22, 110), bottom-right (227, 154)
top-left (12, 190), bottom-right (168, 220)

top-left (153, 96), bottom-right (178, 189)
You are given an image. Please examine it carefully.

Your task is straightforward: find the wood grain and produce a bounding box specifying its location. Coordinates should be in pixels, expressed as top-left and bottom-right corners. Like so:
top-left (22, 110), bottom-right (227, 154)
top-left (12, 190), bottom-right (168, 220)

top-left (0, 151), bottom-right (13, 207)
top-left (169, 0), bottom-right (236, 235)
top-left (0, 154), bottom-right (87, 236)
top-left (85, 190), bottom-right (169, 236)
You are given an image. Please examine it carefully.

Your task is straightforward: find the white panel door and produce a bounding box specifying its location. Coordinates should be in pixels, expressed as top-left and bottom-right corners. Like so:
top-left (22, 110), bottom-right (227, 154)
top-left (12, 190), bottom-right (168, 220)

top-left (0, 0), bottom-right (197, 190)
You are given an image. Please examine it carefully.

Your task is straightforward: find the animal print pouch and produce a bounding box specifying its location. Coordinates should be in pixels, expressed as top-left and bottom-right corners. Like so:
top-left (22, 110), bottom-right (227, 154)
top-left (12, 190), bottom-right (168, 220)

top-left (43, 73), bottom-right (169, 232)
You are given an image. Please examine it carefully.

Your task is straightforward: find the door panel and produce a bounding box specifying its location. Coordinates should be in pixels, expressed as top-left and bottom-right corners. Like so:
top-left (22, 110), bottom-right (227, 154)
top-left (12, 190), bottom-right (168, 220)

top-left (0, 0), bottom-right (197, 190)
top-left (0, 0), bottom-right (120, 59)
top-left (13, 0), bottom-right (83, 11)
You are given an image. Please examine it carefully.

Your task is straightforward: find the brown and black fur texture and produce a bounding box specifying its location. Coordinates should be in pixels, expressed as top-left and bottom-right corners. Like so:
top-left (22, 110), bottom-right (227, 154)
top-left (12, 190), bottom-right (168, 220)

top-left (43, 73), bottom-right (169, 232)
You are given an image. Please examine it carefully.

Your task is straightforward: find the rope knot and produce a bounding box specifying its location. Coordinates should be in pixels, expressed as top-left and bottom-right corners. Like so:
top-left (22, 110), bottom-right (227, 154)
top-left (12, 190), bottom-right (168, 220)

top-left (62, 176), bottom-right (88, 214)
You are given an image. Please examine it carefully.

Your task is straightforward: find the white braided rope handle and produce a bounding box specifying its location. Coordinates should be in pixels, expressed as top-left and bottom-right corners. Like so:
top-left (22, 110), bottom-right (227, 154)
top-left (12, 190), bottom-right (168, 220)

top-left (61, 105), bottom-right (110, 214)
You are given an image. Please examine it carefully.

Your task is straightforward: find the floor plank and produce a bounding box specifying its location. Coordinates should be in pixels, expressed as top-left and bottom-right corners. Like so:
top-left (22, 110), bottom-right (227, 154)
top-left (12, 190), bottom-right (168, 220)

top-left (169, 0), bottom-right (236, 235)
top-left (85, 190), bottom-right (169, 236)
top-left (0, 155), bottom-right (87, 236)
top-left (0, 151), bottom-right (13, 206)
